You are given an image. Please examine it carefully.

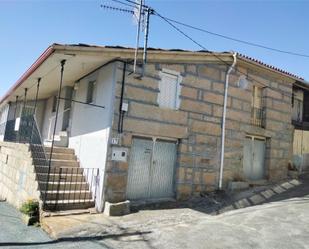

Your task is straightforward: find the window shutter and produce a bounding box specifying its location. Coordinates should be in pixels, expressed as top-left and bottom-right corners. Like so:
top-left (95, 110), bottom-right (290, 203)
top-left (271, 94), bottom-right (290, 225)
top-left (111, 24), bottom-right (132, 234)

top-left (158, 72), bottom-right (180, 109)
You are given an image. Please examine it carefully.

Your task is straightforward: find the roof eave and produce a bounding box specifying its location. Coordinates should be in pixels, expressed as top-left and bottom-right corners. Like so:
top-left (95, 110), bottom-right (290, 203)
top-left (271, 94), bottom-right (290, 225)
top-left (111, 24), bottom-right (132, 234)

top-left (0, 45), bottom-right (55, 105)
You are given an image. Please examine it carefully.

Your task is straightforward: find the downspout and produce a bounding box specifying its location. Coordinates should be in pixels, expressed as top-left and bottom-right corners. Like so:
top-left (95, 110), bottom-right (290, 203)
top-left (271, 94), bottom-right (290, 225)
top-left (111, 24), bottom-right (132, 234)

top-left (118, 61), bottom-right (127, 133)
top-left (219, 52), bottom-right (237, 190)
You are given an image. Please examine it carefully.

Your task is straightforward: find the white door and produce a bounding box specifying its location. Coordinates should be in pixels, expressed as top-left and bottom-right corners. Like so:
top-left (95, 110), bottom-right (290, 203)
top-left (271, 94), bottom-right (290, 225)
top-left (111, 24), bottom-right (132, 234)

top-left (243, 136), bottom-right (266, 180)
top-left (150, 140), bottom-right (176, 198)
top-left (126, 138), bottom-right (153, 200)
top-left (126, 138), bottom-right (176, 200)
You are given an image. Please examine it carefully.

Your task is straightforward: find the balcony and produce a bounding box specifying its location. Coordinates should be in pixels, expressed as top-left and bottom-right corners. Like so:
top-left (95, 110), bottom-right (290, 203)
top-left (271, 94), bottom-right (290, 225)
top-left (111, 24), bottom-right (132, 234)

top-left (251, 107), bottom-right (265, 128)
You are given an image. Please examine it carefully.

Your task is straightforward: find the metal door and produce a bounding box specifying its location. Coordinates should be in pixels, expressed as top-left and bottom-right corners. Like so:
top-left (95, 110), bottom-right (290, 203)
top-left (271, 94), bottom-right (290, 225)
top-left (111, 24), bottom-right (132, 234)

top-left (150, 140), bottom-right (176, 198)
top-left (126, 138), bottom-right (153, 200)
top-left (243, 136), bottom-right (266, 180)
top-left (126, 138), bottom-right (176, 200)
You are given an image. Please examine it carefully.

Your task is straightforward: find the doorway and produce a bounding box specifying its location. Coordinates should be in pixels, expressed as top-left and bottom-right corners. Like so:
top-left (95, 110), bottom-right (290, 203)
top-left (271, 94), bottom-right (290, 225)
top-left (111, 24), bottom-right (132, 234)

top-left (243, 135), bottom-right (266, 180)
top-left (126, 137), bottom-right (177, 200)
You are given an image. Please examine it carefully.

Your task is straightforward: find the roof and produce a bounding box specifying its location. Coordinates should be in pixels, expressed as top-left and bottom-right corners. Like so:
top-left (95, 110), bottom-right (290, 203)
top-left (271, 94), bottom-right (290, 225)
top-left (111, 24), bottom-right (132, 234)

top-left (237, 53), bottom-right (304, 81)
top-left (1, 43), bottom-right (308, 105)
top-left (65, 43), bottom-right (305, 81)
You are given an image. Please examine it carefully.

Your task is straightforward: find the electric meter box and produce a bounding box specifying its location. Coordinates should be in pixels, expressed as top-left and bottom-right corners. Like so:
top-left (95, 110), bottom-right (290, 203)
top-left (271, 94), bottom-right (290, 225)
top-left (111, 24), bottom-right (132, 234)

top-left (111, 147), bottom-right (128, 162)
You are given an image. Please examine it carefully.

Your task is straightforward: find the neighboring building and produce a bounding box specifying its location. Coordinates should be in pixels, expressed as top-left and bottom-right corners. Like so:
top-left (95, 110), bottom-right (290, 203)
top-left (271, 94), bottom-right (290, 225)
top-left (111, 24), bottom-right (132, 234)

top-left (292, 81), bottom-right (309, 172)
top-left (0, 44), bottom-right (307, 213)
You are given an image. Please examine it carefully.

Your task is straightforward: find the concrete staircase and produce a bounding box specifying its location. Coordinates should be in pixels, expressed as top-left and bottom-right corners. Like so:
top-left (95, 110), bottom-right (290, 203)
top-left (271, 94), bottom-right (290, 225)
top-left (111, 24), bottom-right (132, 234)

top-left (32, 146), bottom-right (96, 211)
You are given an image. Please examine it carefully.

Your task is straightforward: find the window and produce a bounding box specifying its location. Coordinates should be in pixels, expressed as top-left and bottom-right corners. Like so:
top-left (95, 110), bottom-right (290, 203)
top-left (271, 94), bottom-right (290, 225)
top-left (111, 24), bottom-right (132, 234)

top-left (251, 85), bottom-right (264, 127)
top-left (157, 70), bottom-right (182, 109)
top-left (292, 89), bottom-right (304, 122)
top-left (52, 96), bottom-right (57, 113)
top-left (86, 81), bottom-right (96, 104)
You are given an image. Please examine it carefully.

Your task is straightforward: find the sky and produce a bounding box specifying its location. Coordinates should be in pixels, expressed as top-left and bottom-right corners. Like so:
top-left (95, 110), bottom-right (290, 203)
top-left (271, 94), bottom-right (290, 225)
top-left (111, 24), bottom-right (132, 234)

top-left (0, 0), bottom-right (308, 97)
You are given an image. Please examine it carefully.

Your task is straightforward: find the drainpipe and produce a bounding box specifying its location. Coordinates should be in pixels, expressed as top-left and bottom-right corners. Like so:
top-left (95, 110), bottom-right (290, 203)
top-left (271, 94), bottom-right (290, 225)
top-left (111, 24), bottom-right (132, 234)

top-left (118, 61), bottom-right (127, 133)
top-left (219, 52), bottom-right (237, 190)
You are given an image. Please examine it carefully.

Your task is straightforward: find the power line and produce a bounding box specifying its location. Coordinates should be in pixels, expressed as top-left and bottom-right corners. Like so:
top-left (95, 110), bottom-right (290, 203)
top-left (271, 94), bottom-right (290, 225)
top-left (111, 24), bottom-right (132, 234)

top-left (123, 0), bottom-right (148, 8)
top-left (154, 11), bottom-right (210, 52)
top-left (110, 0), bottom-right (309, 59)
top-left (102, 1), bottom-right (300, 98)
top-left (109, 0), bottom-right (136, 8)
top-left (153, 14), bottom-right (309, 59)
top-left (154, 10), bottom-right (295, 99)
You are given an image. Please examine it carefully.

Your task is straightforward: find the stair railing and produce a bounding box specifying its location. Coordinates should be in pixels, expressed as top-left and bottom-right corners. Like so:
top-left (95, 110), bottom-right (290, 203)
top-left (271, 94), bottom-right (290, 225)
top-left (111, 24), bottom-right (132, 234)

top-left (2, 114), bottom-right (99, 211)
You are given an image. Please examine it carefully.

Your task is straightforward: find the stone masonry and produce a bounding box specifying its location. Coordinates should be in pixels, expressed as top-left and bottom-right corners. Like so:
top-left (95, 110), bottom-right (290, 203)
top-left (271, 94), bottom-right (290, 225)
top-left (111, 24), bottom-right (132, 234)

top-left (104, 59), bottom-right (294, 203)
top-left (0, 141), bottom-right (40, 208)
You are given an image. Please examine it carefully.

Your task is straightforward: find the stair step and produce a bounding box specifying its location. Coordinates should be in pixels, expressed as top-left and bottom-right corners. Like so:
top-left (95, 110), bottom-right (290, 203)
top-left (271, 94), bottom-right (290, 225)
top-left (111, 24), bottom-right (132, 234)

top-left (47, 153), bottom-right (77, 160)
top-left (35, 166), bottom-right (84, 174)
top-left (38, 181), bottom-right (89, 191)
top-left (36, 173), bottom-right (85, 182)
top-left (44, 147), bottom-right (75, 155)
top-left (32, 152), bottom-right (77, 160)
top-left (33, 159), bottom-right (79, 167)
top-left (42, 190), bottom-right (92, 200)
top-left (31, 145), bottom-right (97, 211)
top-left (43, 200), bottom-right (95, 211)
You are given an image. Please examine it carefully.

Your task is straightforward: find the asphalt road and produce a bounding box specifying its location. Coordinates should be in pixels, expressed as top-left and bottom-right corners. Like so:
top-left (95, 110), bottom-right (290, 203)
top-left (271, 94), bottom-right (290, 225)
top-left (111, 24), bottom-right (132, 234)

top-left (0, 201), bottom-right (110, 249)
top-left (2, 174), bottom-right (309, 249)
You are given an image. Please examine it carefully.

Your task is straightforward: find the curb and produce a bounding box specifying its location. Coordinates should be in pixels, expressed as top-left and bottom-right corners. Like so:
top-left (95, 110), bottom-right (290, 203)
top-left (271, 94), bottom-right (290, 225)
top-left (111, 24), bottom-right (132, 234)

top-left (217, 179), bottom-right (301, 214)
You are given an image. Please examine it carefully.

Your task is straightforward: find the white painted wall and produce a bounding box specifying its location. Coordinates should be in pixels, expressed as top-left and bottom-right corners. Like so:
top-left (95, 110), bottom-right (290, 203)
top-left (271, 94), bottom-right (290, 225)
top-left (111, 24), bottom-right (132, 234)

top-left (34, 100), bottom-right (47, 134)
top-left (69, 63), bottom-right (117, 211)
top-left (41, 92), bottom-right (66, 141)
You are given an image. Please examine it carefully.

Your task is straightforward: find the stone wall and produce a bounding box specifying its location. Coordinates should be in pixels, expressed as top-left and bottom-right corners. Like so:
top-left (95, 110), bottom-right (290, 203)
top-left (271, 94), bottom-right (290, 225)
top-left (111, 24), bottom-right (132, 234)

top-left (0, 141), bottom-right (40, 208)
top-left (104, 60), bottom-right (294, 202)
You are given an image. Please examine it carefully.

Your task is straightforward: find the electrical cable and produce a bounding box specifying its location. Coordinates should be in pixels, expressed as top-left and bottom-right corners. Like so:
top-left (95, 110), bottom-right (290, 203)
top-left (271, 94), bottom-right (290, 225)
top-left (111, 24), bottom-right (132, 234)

top-left (154, 14), bottom-right (309, 59)
top-left (155, 10), bottom-right (297, 99)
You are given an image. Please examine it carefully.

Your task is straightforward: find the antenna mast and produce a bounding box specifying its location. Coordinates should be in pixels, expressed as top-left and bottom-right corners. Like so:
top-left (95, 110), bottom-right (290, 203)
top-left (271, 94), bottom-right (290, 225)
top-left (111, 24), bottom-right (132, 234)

top-left (133, 0), bottom-right (144, 74)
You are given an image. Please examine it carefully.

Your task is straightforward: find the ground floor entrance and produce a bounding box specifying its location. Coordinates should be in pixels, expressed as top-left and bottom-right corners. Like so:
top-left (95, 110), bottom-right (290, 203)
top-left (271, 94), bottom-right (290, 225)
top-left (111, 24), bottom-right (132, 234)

top-left (243, 135), bottom-right (266, 180)
top-left (126, 137), bottom-right (177, 200)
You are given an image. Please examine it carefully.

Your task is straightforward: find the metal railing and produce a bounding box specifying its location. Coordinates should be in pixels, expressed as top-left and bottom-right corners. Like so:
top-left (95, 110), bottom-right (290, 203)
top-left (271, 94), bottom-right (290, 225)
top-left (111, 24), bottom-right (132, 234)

top-left (251, 107), bottom-right (265, 128)
top-left (1, 115), bottom-right (98, 210)
top-left (41, 167), bottom-right (99, 210)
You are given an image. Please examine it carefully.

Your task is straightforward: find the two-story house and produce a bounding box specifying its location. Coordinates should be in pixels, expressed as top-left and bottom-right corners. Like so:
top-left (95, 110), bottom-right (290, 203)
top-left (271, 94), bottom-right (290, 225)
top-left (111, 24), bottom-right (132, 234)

top-left (0, 44), bottom-right (307, 214)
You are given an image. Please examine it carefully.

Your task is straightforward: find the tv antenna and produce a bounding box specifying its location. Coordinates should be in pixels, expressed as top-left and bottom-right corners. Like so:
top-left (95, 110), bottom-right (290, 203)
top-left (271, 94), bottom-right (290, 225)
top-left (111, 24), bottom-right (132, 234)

top-left (101, 0), bottom-right (154, 76)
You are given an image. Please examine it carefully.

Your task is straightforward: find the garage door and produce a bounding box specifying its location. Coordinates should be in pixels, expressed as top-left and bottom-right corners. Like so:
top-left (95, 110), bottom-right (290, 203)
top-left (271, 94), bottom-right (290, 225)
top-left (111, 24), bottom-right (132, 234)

top-left (126, 137), bottom-right (176, 200)
top-left (243, 136), bottom-right (266, 180)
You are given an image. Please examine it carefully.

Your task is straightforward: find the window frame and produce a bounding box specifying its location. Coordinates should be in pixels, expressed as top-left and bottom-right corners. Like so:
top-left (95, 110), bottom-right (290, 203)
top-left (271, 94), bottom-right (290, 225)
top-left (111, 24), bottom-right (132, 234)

top-left (86, 80), bottom-right (96, 104)
top-left (158, 69), bottom-right (183, 110)
top-left (251, 85), bottom-right (265, 128)
top-left (52, 96), bottom-right (57, 113)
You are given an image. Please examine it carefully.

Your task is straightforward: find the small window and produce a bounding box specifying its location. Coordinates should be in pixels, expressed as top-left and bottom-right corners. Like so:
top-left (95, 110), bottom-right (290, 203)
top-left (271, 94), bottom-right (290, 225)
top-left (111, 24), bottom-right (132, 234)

top-left (251, 85), bottom-right (264, 127)
top-left (252, 85), bottom-right (262, 109)
top-left (86, 81), bottom-right (96, 104)
top-left (158, 70), bottom-right (182, 109)
top-left (52, 96), bottom-right (57, 113)
top-left (292, 89), bottom-right (304, 122)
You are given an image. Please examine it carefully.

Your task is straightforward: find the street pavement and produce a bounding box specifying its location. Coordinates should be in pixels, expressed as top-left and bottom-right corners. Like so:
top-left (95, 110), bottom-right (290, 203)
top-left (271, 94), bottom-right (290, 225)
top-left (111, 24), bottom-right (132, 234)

top-left (0, 201), bottom-right (110, 249)
top-left (1, 174), bottom-right (309, 249)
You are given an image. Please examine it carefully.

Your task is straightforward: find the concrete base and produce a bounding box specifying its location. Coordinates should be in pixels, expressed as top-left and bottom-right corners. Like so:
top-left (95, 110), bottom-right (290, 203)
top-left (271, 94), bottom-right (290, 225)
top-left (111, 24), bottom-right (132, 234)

top-left (104, 200), bottom-right (130, 216)
top-left (228, 181), bottom-right (249, 192)
top-left (288, 170), bottom-right (299, 179)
